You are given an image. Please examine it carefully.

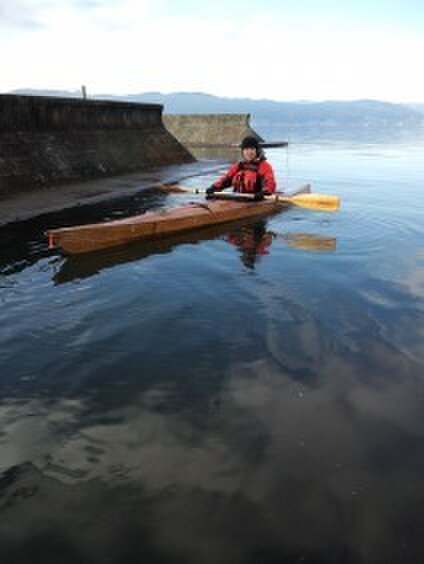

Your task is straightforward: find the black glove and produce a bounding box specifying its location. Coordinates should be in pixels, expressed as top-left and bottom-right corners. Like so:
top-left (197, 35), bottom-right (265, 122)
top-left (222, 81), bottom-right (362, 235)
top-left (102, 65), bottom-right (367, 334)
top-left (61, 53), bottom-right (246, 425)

top-left (253, 190), bottom-right (265, 201)
top-left (206, 185), bottom-right (215, 198)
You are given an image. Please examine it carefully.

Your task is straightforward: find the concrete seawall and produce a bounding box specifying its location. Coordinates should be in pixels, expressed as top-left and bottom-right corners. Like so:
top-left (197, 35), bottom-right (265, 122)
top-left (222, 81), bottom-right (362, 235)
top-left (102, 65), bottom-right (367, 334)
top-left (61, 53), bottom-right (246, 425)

top-left (0, 95), bottom-right (194, 197)
top-left (163, 113), bottom-right (264, 147)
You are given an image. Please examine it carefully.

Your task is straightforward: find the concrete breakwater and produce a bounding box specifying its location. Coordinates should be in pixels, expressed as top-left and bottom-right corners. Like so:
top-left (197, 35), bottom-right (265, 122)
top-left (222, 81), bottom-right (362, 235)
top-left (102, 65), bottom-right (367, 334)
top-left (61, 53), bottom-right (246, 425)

top-left (0, 95), bottom-right (194, 197)
top-left (163, 113), bottom-right (265, 147)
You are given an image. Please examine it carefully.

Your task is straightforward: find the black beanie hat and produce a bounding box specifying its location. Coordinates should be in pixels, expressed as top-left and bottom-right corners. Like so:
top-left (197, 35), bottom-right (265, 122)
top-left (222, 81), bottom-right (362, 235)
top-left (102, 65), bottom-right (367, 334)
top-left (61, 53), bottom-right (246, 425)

top-left (241, 136), bottom-right (260, 150)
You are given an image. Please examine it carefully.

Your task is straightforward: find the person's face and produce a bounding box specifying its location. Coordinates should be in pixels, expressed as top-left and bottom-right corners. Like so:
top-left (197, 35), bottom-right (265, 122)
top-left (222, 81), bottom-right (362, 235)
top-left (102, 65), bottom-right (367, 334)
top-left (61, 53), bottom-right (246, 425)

top-left (242, 147), bottom-right (257, 162)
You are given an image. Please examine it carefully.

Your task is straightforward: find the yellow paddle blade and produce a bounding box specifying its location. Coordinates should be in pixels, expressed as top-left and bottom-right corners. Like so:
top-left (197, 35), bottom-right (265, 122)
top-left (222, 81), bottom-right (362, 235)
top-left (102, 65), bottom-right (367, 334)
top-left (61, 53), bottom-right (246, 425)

top-left (276, 193), bottom-right (340, 212)
top-left (214, 192), bottom-right (340, 212)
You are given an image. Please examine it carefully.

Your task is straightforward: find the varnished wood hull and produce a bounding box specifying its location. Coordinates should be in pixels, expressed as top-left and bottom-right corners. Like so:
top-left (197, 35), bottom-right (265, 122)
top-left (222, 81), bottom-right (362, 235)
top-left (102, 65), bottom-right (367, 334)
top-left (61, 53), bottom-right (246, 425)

top-left (47, 185), bottom-right (310, 255)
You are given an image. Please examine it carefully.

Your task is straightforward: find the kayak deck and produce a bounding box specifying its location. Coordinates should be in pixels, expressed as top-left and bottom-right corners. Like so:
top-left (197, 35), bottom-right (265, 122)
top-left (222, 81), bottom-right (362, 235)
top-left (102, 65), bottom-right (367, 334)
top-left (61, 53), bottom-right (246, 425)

top-left (47, 185), bottom-right (310, 255)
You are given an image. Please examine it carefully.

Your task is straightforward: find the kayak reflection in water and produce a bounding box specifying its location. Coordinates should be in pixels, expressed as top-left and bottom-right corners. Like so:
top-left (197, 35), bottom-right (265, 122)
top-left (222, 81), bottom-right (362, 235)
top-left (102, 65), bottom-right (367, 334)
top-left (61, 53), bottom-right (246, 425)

top-left (206, 136), bottom-right (277, 200)
top-left (227, 222), bottom-right (273, 269)
top-left (53, 223), bottom-right (337, 284)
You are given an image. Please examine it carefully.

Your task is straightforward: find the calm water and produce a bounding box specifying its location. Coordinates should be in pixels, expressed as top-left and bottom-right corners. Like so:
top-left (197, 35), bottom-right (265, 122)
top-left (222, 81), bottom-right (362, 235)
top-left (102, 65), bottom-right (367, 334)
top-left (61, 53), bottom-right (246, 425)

top-left (0, 139), bottom-right (423, 564)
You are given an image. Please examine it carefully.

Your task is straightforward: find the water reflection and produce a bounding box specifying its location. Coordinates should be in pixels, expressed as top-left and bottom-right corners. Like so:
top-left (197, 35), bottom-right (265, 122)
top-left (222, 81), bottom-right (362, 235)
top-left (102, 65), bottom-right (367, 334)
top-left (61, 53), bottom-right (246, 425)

top-left (227, 223), bottom-right (337, 269)
top-left (226, 223), bottom-right (274, 269)
top-left (0, 325), bottom-right (422, 564)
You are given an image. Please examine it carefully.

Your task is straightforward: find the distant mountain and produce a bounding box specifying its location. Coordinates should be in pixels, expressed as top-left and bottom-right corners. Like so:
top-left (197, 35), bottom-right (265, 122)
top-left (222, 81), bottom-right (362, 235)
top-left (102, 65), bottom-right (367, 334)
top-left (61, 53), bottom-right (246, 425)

top-left (8, 89), bottom-right (424, 140)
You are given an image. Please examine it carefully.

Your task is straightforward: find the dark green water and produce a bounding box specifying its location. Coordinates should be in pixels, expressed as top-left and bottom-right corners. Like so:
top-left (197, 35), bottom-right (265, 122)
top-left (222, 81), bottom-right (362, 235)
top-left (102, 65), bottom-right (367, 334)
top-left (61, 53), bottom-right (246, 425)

top-left (0, 140), bottom-right (423, 563)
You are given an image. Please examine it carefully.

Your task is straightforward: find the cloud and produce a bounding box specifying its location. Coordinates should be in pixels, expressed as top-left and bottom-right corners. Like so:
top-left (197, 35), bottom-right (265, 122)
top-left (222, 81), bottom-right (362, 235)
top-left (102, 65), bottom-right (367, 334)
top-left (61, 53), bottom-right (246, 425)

top-left (0, 1), bottom-right (423, 101)
top-left (0, 0), bottom-right (130, 29)
top-left (0, 0), bottom-right (47, 28)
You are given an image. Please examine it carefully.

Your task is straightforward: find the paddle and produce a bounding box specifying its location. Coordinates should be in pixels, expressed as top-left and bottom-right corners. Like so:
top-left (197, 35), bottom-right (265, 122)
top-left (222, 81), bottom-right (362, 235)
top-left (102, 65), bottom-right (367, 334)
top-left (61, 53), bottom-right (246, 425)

top-left (157, 184), bottom-right (340, 212)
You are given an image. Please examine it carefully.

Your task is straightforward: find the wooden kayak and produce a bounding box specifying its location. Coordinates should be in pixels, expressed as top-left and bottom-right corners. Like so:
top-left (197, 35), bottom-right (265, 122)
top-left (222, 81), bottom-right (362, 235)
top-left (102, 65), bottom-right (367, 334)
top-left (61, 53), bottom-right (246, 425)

top-left (47, 185), bottom-right (310, 255)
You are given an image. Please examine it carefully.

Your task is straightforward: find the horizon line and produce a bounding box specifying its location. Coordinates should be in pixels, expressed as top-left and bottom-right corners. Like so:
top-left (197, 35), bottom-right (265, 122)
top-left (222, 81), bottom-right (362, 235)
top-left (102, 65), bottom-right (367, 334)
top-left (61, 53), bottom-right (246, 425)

top-left (3, 88), bottom-right (424, 106)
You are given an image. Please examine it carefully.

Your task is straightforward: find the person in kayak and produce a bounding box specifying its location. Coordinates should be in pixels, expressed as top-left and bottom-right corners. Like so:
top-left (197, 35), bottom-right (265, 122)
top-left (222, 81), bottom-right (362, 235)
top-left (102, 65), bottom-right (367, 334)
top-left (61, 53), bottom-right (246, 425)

top-left (206, 136), bottom-right (277, 200)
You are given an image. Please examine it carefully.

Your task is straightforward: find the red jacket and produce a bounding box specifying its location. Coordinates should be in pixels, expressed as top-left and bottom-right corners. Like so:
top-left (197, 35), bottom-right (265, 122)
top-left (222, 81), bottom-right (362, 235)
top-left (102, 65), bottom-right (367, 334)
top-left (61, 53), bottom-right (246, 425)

top-left (213, 156), bottom-right (277, 194)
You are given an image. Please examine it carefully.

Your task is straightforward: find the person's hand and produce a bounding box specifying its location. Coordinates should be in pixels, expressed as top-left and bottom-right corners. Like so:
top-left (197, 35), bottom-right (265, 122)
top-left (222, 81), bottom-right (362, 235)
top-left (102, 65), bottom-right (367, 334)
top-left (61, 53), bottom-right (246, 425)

top-left (206, 186), bottom-right (215, 197)
top-left (253, 190), bottom-right (265, 201)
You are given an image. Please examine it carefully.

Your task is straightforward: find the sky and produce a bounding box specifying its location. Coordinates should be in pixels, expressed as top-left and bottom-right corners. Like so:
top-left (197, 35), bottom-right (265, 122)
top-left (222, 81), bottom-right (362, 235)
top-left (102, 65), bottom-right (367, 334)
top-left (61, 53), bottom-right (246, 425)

top-left (1, 0), bottom-right (423, 102)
